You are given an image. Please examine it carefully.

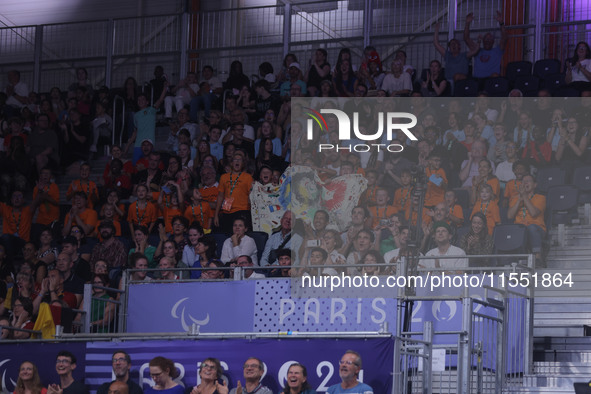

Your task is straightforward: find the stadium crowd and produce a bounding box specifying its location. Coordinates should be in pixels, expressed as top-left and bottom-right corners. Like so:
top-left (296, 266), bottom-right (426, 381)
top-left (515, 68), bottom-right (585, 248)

top-left (0, 11), bottom-right (591, 339)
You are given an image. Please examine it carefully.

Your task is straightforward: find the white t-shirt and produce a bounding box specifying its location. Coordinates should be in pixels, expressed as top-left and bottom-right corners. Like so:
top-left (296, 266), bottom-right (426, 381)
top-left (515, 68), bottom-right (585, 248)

top-left (421, 245), bottom-right (468, 270)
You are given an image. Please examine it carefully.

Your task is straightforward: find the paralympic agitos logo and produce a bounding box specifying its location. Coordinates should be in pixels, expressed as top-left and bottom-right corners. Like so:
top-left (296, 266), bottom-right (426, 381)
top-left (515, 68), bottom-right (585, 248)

top-left (305, 108), bottom-right (418, 152)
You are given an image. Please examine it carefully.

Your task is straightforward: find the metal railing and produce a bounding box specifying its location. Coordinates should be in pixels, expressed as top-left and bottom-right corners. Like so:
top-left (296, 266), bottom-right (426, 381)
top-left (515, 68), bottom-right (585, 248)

top-left (81, 282), bottom-right (126, 334)
top-left (1, 1), bottom-right (590, 94)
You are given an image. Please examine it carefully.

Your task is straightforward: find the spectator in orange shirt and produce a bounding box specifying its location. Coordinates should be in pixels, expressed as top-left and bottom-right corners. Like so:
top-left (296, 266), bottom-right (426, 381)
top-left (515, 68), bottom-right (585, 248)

top-left (443, 190), bottom-right (464, 228)
top-left (214, 152), bottom-right (254, 233)
top-left (32, 167), bottom-right (60, 229)
top-left (127, 184), bottom-right (157, 235)
top-left (503, 160), bottom-right (530, 208)
top-left (424, 151), bottom-right (448, 207)
top-left (393, 170), bottom-right (413, 214)
top-left (66, 162), bottom-right (99, 209)
top-left (470, 158), bottom-right (500, 205)
top-left (61, 191), bottom-right (98, 237)
top-left (0, 190), bottom-right (33, 257)
top-left (198, 165), bottom-right (220, 210)
top-left (507, 174), bottom-right (546, 260)
top-left (184, 187), bottom-right (214, 231)
top-left (360, 169), bottom-right (379, 207)
top-left (158, 182), bottom-right (183, 235)
top-left (470, 183), bottom-right (500, 235)
top-left (368, 188), bottom-right (397, 229)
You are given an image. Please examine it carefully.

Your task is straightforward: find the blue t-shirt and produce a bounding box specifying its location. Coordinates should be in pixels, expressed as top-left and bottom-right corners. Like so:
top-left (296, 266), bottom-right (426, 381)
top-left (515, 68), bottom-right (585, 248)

top-left (144, 385), bottom-right (185, 394)
top-left (473, 47), bottom-right (504, 78)
top-left (444, 50), bottom-right (470, 80)
top-left (327, 382), bottom-right (373, 394)
top-left (134, 106), bottom-right (157, 147)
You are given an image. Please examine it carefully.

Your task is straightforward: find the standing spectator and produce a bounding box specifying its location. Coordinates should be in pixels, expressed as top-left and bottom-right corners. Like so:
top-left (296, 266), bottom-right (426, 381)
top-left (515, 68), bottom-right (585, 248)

top-left (127, 184), bottom-right (157, 235)
top-left (215, 153), bottom-right (254, 232)
top-left (32, 167), bottom-right (60, 228)
top-left (381, 60), bottom-right (412, 96)
top-left (305, 49), bottom-right (331, 97)
top-left (124, 87), bottom-right (167, 164)
top-left (333, 60), bottom-right (357, 97)
top-left (433, 22), bottom-right (470, 81)
top-left (59, 108), bottom-right (90, 170)
top-left (62, 191), bottom-right (98, 237)
top-left (0, 190), bottom-right (33, 254)
top-left (464, 11), bottom-right (508, 79)
top-left (565, 41), bottom-right (591, 91)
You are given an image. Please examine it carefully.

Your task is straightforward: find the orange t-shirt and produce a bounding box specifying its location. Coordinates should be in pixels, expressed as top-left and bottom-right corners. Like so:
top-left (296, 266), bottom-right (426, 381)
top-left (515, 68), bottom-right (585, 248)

top-left (162, 206), bottom-right (182, 233)
top-left (218, 172), bottom-right (253, 214)
top-left (404, 206), bottom-right (431, 228)
top-left (446, 204), bottom-right (464, 227)
top-left (33, 183), bottom-right (60, 225)
top-left (361, 186), bottom-right (379, 207)
top-left (511, 194), bottom-right (547, 232)
top-left (369, 205), bottom-right (397, 228)
top-left (184, 203), bottom-right (214, 229)
top-left (64, 208), bottom-right (98, 234)
top-left (127, 201), bottom-right (157, 228)
top-left (504, 179), bottom-right (522, 203)
top-left (199, 184), bottom-right (220, 203)
top-left (470, 199), bottom-right (501, 235)
top-left (0, 204), bottom-right (32, 241)
top-left (424, 167), bottom-right (447, 207)
top-left (67, 179), bottom-right (99, 209)
top-left (393, 186), bottom-right (412, 213)
top-left (485, 177), bottom-right (501, 204)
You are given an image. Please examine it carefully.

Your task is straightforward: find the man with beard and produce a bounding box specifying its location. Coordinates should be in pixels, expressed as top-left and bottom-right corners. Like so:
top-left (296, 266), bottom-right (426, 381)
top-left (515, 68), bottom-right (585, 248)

top-left (97, 350), bottom-right (143, 394)
top-left (56, 252), bottom-right (85, 307)
top-left (327, 350), bottom-right (373, 393)
top-left (90, 221), bottom-right (127, 272)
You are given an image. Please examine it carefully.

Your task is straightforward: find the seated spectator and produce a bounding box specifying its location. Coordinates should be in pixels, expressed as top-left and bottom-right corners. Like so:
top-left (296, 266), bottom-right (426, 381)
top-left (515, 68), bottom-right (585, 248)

top-left (36, 228), bottom-right (57, 270)
top-left (459, 212), bottom-right (493, 267)
top-left (14, 361), bottom-right (47, 394)
top-left (433, 22), bottom-right (470, 81)
top-left (10, 296), bottom-right (34, 339)
top-left (470, 184), bottom-right (500, 235)
top-left (156, 215), bottom-right (189, 262)
top-left (190, 65), bottom-right (223, 123)
top-left (503, 160), bottom-right (530, 207)
top-left (96, 350), bottom-right (143, 394)
top-left (161, 156), bottom-right (191, 197)
top-left (221, 217), bottom-right (258, 265)
top-left (381, 60), bottom-right (412, 97)
top-left (59, 108), bottom-right (90, 169)
top-left (169, 108), bottom-right (199, 152)
top-left (188, 235), bottom-right (216, 280)
top-left (421, 222), bottom-right (468, 272)
top-left (90, 221), bottom-right (127, 273)
top-left (470, 158), bottom-right (500, 204)
top-left (473, 112), bottom-right (495, 146)
top-left (555, 116), bottom-right (588, 167)
top-left (89, 100), bottom-right (113, 156)
top-left (260, 210), bottom-right (292, 268)
top-left (62, 191), bottom-right (98, 237)
top-left (229, 357), bottom-right (271, 394)
top-left (394, 49), bottom-right (415, 76)
top-left (32, 167), bottom-right (60, 228)
top-left (184, 187), bottom-right (214, 231)
top-left (145, 357), bottom-right (183, 394)
top-left (94, 203), bottom-right (123, 239)
top-left (488, 124), bottom-right (510, 165)
top-left (459, 140), bottom-right (490, 187)
top-left (361, 250), bottom-right (386, 276)
top-left (157, 256), bottom-right (180, 281)
top-left (128, 226), bottom-right (157, 269)
top-left (4, 70), bottom-right (29, 116)
top-left (280, 63), bottom-right (307, 98)
top-left (1, 190), bottom-right (33, 253)
top-left (305, 49), bottom-right (331, 97)
top-left (89, 273), bottom-right (116, 333)
top-left (507, 174), bottom-right (546, 260)
top-left (61, 236), bottom-right (91, 283)
top-left (164, 72), bottom-right (199, 120)
top-left (33, 269), bottom-right (77, 312)
top-left (134, 152), bottom-right (164, 198)
top-left (127, 184), bottom-right (157, 235)
top-left (565, 41), bottom-right (591, 91)
top-left (443, 190), bottom-right (465, 228)
top-left (189, 357), bottom-right (228, 394)
top-left (345, 229), bottom-right (376, 275)
top-left (104, 145), bottom-right (135, 180)
top-left (368, 188), bottom-right (397, 229)
top-left (332, 59), bottom-right (356, 97)
top-left (102, 159), bottom-right (132, 199)
top-left (424, 152), bottom-right (448, 207)
top-left (66, 162), bottom-right (99, 209)
top-left (521, 125), bottom-right (553, 169)
top-left (157, 183), bottom-right (184, 235)
top-left (421, 60), bottom-right (450, 96)
top-left (127, 253), bottom-right (152, 282)
top-left (68, 224), bottom-right (93, 262)
top-left (155, 240), bottom-right (188, 279)
top-left (224, 60), bottom-right (251, 92)
top-left (495, 141), bottom-right (518, 186)
top-left (269, 248), bottom-right (293, 278)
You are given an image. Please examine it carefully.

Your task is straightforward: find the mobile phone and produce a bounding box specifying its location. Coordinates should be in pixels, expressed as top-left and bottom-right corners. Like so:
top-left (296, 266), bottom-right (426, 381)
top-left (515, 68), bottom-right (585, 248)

top-left (161, 185), bottom-right (171, 194)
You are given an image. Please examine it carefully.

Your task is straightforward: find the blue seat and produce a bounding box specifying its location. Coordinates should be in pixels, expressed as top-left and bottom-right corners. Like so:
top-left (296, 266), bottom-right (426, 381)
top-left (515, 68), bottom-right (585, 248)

top-left (533, 59), bottom-right (561, 79)
top-left (454, 78), bottom-right (479, 97)
top-left (536, 167), bottom-right (566, 193)
top-left (546, 185), bottom-right (579, 227)
top-left (247, 231), bottom-right (269, 263)
top-left (506, 61), bottom-right (532, 81)
top-left (493, 224), bottom-right (527, 254)
top-left (514, 75), bottom-right (540, 96)
top-left (211, 233), bottom-right (229, 259)
top-left (542, 73), bottom-right (566, 92)
top-left (484, 77), bottom-right (509, 97)
top-left (572, 166), bottom-right (591, 204)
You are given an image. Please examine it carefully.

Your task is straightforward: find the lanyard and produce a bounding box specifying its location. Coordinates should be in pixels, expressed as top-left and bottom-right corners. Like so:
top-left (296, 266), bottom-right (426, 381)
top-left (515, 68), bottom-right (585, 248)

top-left (523, 194), bottom-right (534, 219)
top-left (480, 200), bottom-right (490, 215)
top-left (228, 172), bottom-right (243, 196)
top-left (12, 209), bottom-right (22, 235)
top-left (191, 203), bottom-right (204, 225)
top-left (400, 187), bottom-right (411, 209)
top-left (136, 201), bottom-right (147, 225)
